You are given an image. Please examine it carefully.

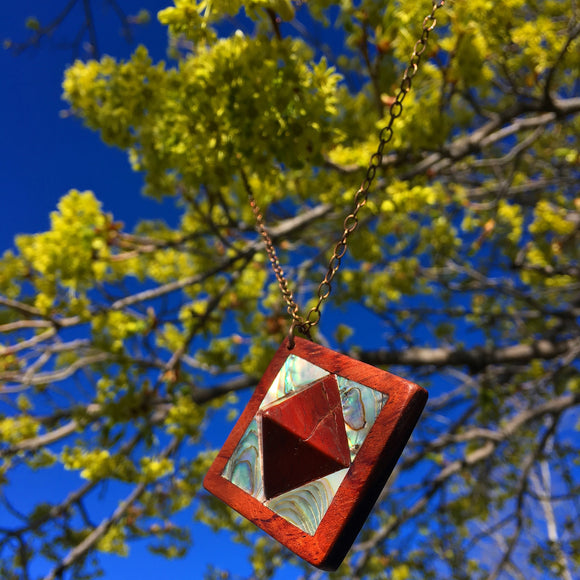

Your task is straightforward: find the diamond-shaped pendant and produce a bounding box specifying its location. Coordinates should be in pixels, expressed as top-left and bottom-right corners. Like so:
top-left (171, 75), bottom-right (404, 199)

top-left (203, 336), bottom-right (428, 570)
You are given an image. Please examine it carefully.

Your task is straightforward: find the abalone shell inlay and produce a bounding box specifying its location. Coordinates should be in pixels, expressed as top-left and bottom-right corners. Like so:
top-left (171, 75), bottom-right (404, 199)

top-left (222, 418), bottom-right (264, 501)
top-left (337, 376), bottom-right (389, 461)
top-left (265, 468), bottom-right (349, 535)
top-left (222, 354), bottom-right (389, 535)
top-left (260, 355), bottom-right (329, 409)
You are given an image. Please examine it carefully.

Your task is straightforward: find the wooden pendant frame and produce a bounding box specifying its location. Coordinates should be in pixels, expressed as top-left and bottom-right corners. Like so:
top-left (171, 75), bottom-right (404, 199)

top-left (203, 336), bottom-right (428, 570)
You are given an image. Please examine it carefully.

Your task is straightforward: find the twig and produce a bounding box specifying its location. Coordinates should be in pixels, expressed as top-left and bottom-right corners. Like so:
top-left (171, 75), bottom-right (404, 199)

top-left (9, 0), bottom-right (80, 55)
top-left (0, 296), bottom-right (41, 317)
top-left (1, 328), bottom-right (56, 356)
top-left (0, 352), bottom-right (109, 388)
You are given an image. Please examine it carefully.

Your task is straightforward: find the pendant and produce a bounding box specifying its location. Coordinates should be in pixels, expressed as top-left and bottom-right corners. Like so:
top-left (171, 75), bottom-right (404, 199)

top-left (203, 336), bottom-right (428, 570)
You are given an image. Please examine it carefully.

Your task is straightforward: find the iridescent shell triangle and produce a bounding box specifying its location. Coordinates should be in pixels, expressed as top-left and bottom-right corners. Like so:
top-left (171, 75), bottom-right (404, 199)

top-left (265, 468), bottom-right (349, 535)
top-left (337, 376), bottom-right (389, 461)
top-left (260, 354), bottom-right (329, 408)
top-left (222, 418), bottom-right (264, 501)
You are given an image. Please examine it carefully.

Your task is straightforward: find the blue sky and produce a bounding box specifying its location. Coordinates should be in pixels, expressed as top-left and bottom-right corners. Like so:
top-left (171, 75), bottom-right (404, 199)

top-left (0, 1), bottom-right (179, 252)
top-left (0, 2), bottom-right (307, 578)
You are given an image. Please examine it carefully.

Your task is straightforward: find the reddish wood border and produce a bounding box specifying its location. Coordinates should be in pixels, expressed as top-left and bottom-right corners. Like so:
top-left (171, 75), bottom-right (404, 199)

top-left (203, 336), bottom-right (428, 570)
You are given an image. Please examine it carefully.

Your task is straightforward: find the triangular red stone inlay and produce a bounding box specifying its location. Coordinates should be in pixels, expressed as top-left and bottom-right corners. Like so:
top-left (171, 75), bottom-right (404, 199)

top-left (261, 375), bottom-right (350, 499)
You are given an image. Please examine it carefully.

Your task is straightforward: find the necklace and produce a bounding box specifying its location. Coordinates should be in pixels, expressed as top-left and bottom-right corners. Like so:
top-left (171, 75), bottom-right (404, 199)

top-left (204, 2), bottom-right (444, 570)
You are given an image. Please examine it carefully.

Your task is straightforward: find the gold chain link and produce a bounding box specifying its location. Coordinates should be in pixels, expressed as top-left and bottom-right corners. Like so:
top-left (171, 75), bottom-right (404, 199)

top-left (246, 1), bottom-right (445, 347)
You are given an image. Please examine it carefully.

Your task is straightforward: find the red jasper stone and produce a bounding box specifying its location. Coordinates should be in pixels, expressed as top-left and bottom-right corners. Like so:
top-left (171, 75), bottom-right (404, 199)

top-left (261, 374), bottom-right (350, 499)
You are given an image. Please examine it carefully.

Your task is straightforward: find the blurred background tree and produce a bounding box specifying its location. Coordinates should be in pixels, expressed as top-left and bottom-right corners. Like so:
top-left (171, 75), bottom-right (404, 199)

top-left (1, 0), bottom-right (579, 578)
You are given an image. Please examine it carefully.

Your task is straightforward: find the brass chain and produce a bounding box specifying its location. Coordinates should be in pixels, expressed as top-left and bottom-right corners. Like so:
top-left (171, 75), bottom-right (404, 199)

top-left (242, 169), bottom-right (305, 332)
top-left (246, 1), bottom-right (444, 347)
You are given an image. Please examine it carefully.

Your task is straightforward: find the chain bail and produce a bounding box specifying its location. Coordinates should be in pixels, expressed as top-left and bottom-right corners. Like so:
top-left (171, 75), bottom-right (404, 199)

top-left (287, 319), bottom-right (312, 350)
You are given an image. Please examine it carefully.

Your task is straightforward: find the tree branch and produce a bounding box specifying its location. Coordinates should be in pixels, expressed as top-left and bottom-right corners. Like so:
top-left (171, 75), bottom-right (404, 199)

top-left (0, 352), bottom-right (109, 389)
top-left (402, 98), bottom-right (580, 179)
top-left (0, 296), bottom-right (41, 317)
top-left (8, 0), bottom-right (80, 54)
top-left (358, 338), bottom-right (579, 372)
top-left (1, 328), bottom-right (56, 356)
top-left (109, 203), bottom-right (332, 310)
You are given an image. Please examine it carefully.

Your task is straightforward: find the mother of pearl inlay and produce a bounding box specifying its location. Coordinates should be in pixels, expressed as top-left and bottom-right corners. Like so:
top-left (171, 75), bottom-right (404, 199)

top-left (265, 469), bottom-right (349, 535)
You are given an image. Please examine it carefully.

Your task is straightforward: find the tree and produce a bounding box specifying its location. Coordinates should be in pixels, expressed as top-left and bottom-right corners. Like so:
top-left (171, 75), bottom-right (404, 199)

top-left (1, 0), bottom-right (579, 578)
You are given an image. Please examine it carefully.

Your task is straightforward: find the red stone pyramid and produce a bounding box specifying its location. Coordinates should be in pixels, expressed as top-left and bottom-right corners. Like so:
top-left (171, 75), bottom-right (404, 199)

top-left (261, 375), bottom-right (351, 499)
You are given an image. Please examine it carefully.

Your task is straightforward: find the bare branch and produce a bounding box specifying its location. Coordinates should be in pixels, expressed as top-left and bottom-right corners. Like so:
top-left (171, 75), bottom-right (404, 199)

top-left (0, 320), bottom-right (53, 333)
top-left (3, 420), bottom-right (79, 456)
top-left (530, 451), bottom-right (574, 580)
top-left (1, 328), bottom-right (56, 356)
top-left (0, 352), bottom-right (109, 389)
top-left (0, 296), bottom-right (41, 317)
top-left (402, 98), bottom-right (580, 179)
top-left (358, 338), bottom-right (579, 372)
top-left (8, 0), bottom-right (79, 54)
top-left (82, 0), bottom-right (98, 57)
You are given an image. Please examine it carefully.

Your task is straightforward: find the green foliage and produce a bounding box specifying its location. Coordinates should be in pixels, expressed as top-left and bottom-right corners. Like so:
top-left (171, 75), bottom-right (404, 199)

top-left (1, 0), bottom-right (579, 579)
top-left (165, 394), bottom-right (204, 438)
top-left (97, 525), bottom-right (129, 556)
top-left (0, 415), bottom-right (40, 445)
top-left (63, 36), bottom-right (341, 197)
top-left (62, 447), bottom-right (138, 481)
top-left (158, 0), bottom-right (295, 46)
top-left (13, 190), bottom-right (111, 312)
